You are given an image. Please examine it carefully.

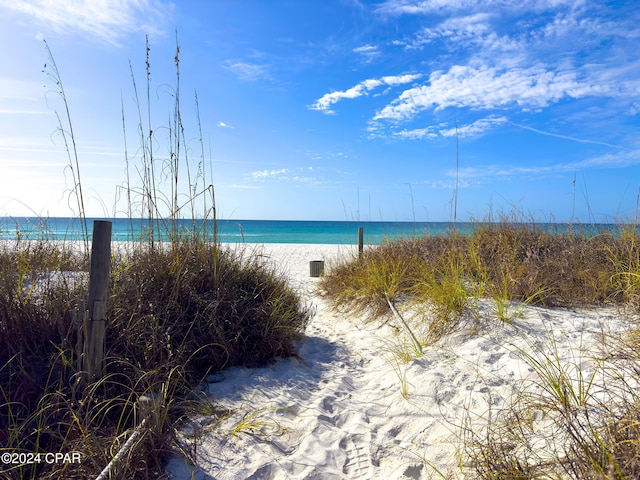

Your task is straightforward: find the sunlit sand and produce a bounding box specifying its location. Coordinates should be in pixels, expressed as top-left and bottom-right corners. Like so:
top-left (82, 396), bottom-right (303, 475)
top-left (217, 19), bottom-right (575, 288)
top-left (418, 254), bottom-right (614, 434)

top-left (166, 244), bottom-right (637, 480)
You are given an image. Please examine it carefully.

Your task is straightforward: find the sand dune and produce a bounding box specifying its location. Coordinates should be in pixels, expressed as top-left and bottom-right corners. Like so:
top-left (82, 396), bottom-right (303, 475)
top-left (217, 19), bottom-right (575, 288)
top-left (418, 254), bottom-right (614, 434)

top-left (166, 244), bottom-right (636, 480)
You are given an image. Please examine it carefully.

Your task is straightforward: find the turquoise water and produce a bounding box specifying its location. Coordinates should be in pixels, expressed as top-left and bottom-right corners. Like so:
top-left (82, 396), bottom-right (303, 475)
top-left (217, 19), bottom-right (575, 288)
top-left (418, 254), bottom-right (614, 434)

top-left (0, 217), bottom-right (620, 245)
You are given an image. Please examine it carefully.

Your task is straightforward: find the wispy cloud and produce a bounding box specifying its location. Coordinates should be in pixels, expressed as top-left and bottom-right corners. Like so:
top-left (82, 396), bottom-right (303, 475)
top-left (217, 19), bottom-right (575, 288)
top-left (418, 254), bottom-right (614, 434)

top-left (0, 140), bottom-right (123, 158)
top-left (3, 0), bottom-right (172, 46)
top-left (309, 73), bottom-right (422, 114)
top-left (374, 65), bottom-right (606, 122)
top-left (376, 0), bottom-right (493, 16)
top-left (399, 13), bottom-right (493, 49)
top-left (390, 13), bottom-right (530, 81)
top-left (510, 122), bottom-right (623, 148)
top-left (0, 77), bottom-right (45, 103)
top-left (299, 149), bottom-right (352, 161)
top-left (353, 44), bottom-right (381, 62)
top-left (224, 61), bottom-right (270, 82)
top-left (392, 126), bottom-right (438, 140)
top-left (444, 147), bottom-right (640, 180)
top-left (388, 2), bottom-right (637, 66)
top-left (216, 121), bottom-right (233, 128)
top-left (392, 115), bottom-right (507, 140)
top-left (440, 116), bottom-right (507, 138)
top-left (250, 168), bottom-right (291, 180)
top-left (231, 184), bottom-right (262, 190)
top-left (247, 166), bottom-right (320, 184)
top-left (375, 0), bottom-right (582, 17)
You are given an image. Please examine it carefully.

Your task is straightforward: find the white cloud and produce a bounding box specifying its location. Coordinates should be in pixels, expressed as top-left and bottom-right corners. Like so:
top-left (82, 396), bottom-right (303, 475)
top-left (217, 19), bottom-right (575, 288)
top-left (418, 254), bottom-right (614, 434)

top-left (353, 44), bottom-right (378, 54)
top-left (250, 168), bottom-right (290, 180)
top-left (440, 116), bottom-right (507, 138)
top-left (247, 166), bottom-right (320, 184)
top-left (353, 44), bottom-right (381, 61)
top-left (0, 77), bottom-right (46, 102)
top-left (380, 74), bottom-right (422, 86)
top-left (393, 127), bottom-right (438, 140)
top-left (224, 61), bottom-right (270, 82)
top-left (216, 121), bottom-right (233, 128)
top-left (394, 12), bottom-right (526, 71)
top-left (2, 0), bottom-right (172, 46)
top-left (392, 116), bottom-right (506, 140)
top-left (299, 149), bottom-right (353, 161)
top-left (376, 0), bottom-right (583, 16)
top-left (374, 65), bottom-right (606, 122)
top-left (310, 84), bottom-right (378, 114)
top-left (376, 0), bottom-right (497, 16)
top-left (332, 2), bottom-right (639, 147)
top-left (412, 12), bottom-right (491, 45)
top-left (309, 73), bottom-right (422, 114)
top-left (380, 1), bottom-right (600, 64)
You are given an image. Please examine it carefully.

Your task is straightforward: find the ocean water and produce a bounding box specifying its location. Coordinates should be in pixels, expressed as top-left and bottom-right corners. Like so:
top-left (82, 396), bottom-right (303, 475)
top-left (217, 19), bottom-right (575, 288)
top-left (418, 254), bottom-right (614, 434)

top-left (0, 217), bottom-right (619, 245)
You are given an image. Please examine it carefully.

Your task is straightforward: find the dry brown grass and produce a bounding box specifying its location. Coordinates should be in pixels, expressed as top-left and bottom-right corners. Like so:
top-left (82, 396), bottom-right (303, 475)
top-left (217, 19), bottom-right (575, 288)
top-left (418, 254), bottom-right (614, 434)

top-left (321, 222), bottom-right (640, 320)
top-left (0, 237), bottom-right (312, 479)
top-left (320, 220), bottom-right (640, 479)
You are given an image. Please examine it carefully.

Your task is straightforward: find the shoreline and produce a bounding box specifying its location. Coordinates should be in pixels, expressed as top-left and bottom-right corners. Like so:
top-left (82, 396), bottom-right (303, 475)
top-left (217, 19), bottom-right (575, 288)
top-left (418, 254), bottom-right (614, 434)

top-left (0, 217), bottom-right (627, 247)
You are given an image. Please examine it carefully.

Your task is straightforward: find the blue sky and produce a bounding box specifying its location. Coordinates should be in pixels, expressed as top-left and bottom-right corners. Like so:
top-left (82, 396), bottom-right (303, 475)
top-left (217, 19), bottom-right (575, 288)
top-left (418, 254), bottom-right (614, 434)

top-left (1, 0), bottom-right (639, 222)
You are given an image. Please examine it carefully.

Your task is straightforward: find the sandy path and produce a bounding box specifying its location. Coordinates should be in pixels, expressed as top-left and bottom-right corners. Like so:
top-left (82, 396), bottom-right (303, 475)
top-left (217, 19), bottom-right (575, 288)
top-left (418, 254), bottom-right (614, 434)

top-left (166, 244), bottom-right (637, 480)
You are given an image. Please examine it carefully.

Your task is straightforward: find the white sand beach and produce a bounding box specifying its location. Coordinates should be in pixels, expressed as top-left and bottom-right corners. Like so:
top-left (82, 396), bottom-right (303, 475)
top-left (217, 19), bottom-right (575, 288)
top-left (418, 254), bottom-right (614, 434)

top-left (165, 243), bottom-right (638, 480)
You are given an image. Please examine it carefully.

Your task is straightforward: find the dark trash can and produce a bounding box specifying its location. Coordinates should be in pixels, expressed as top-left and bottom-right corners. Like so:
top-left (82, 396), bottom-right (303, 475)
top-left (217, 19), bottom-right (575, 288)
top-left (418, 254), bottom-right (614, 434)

top-left (309, 260), bottom-right (325, 277)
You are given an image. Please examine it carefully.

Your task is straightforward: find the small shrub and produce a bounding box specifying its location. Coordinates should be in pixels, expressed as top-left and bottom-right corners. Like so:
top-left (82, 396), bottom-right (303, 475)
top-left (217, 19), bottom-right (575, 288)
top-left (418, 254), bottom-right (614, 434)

top-left (0, 237), bottom-right (312, 479)
top-left (320, 221), bottom-right (640, 337)
top-left (107, 240), bottom-right (312, 378)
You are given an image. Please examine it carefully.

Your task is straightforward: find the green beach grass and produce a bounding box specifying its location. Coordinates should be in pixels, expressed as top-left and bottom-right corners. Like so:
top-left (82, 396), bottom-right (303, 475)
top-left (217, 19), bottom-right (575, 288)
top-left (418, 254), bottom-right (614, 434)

top-left (0, 236), bottom-right (313, 479)
top-left (319, 218), bottom-right (640, 479)
top-left (0, 38), bottom-right (313, 479)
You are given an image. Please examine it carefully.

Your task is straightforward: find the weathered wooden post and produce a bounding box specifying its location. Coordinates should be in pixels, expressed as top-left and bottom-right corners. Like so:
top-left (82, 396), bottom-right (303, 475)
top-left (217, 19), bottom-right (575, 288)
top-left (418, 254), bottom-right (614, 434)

top-left (83, 220), bottom-right (112, 382)
top-left (358, 226), bottom-right (364, 260)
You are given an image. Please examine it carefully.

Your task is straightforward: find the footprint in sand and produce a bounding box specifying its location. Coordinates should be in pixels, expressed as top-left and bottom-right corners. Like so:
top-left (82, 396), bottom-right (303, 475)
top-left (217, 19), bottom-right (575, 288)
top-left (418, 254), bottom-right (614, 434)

top-left (340, 433), bottom-right (371, 478)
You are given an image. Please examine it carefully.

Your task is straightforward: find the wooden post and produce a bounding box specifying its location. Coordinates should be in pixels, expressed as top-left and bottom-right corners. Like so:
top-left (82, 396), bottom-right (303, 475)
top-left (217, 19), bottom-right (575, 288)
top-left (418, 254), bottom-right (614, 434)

top-left (137, 391), bottom-right (163, 432)
top-left (358, 227), bottom-right (363, 260)
top-left (83, 220), bottom-right (112, 381)
top-left (74, 300), bottom-right (86, 373)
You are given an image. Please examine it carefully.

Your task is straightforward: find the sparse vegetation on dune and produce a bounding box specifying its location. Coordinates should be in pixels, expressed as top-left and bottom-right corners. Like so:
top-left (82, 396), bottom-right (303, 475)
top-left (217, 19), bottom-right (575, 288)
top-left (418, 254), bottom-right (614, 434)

top-left (0, 236), bottom-right (313, 479)
top-left (0, 37), bottom-right (313, 480)
top-left (320, 218), bottom-right (640, 479)
top-left (321, 221), bottom-right (640, 319)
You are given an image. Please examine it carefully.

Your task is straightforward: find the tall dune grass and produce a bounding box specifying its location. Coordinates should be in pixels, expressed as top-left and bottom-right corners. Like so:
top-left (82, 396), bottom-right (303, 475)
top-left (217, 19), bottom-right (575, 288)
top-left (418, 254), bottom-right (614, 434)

top-left (0, 39), bottom-right (312, 479)
top-left (320, 217), bottom-right (640, 478)
top-left (321, 220), bottom-right (640, 321)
